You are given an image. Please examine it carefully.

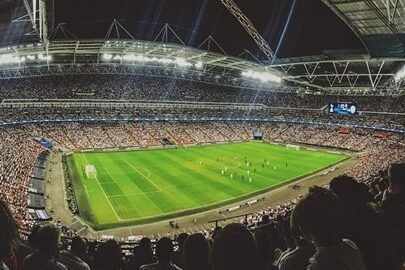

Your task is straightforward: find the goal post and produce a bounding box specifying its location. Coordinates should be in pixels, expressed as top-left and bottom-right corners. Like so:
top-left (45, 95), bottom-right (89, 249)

top-left (286, 144), bottom-right (300, 151)
top-left (85, 165), bottom-right (97, 179)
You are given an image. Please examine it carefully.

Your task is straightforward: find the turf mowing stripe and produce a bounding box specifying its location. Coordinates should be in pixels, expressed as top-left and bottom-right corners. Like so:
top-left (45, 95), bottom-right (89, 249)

top-left (71, 142), bottom-right (348, 228)
top-left (82, 153), bottom-right (123, 221)
top-left (122, 159), bottom-right (161, 191)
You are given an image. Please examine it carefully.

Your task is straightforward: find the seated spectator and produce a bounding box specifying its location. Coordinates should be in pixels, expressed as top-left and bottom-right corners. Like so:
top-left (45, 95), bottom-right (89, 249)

top-left (277, 216), bottom-right (314, 270)
top-left (183, 233), bottom-right (210, 270)
top-left (329, 175), bottom-right (385, 270)
top-left (92, 240), bottom-right (123, 270)
top-left (381, 163), bottom-right (405, 270)
top-left (127, 238), bottom-right (156, 270)
top-left (382, 163), bottom-right (405, 226)
top-left (140, 237), bottom-right (180, 270)
top-left (58, 236), bottom-right (90, 270)
top-left (21, 224), bottom-right (67, 270)
top-left (253, 230), bottom-right (276, 270)
top-left (212, 223), bottom-right (257, 270)
top-left (172, 233), bottom-right (188, 269)
top-left (0, 201), bottom-right (18, 270)
top-left (16, 225), bottom-right (39, 267)
top-left (291, 186), bottom-right (366, 270)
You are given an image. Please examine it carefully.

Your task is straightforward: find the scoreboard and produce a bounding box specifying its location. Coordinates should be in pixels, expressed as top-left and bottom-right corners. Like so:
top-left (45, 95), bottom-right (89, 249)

top-left (328, 103), bottom-right (357, 115)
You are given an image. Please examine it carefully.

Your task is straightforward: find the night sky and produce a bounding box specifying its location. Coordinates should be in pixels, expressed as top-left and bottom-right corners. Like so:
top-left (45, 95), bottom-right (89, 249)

top-left (54, 0), bottom-right (362, 59)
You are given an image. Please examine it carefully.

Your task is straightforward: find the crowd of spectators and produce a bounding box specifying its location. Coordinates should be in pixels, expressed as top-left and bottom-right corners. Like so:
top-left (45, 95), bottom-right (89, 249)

top-left (1, 120), bottom-right (404, 236)
top-left (0, 74), bottom-right (404, 113)
top-left (0, 74), bottom-right (404, 270)
top-left (1, 162), bottom-right (404, 270)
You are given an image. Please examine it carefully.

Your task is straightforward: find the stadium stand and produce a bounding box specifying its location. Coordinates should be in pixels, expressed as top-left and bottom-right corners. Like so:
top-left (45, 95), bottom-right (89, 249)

top-left (0, 76), bottom-right (404, 270)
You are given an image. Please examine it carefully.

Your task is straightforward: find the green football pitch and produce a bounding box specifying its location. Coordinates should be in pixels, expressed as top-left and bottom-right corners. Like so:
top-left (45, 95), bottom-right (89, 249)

top-left (67, 142), bottom-right (348, 230)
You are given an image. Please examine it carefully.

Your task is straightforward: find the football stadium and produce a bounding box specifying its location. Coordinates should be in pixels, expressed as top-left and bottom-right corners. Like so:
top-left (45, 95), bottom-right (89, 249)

top-left (0, 0), bottom-right (404, 270)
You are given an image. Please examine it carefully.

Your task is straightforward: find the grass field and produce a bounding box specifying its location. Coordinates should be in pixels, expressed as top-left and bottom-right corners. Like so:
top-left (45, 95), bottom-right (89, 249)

top-left (67, 142), bottom-right (348, 230)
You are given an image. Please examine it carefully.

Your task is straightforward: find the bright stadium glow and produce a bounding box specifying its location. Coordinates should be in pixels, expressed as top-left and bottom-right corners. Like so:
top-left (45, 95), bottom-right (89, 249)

top-left (194, 61), bottom-right (204, 69)
top-left (0, 53), bottom-right (53, 66)
top-left (103, 53), bottom-right (196, 68)
top-left (174, 57), bottom-right (192, 67)
top-left (394, 64), bottom-right (405, 82)
top-left (0, 53), bottom-right (23, 64)
top-left (102, 53), bottom-right (113, 61)
top-left (37, 54), bottom-right (52, 61)
top-left (241, 70), bottom-right (282, 83)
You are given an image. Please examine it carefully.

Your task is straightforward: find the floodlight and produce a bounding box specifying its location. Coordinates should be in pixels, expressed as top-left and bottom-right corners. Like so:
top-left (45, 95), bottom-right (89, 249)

top-left (394, 64), bottom-right (405, 82)
top-left (102, 53), bottom-right (113, 61)
top-left (241, 70), bottom-right (281, 84)
top-left (0, 53), bottom-right (20, 64)
top-left (194, 61), bottom-right (203, 69)
top-left (174, 57), bottom-right (192, 67)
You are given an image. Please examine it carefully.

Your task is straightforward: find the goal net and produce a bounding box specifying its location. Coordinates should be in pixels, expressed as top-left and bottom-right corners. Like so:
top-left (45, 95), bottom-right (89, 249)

top-left (286, 144), bottom-right (300, 151)
top-left (85, 165), bottom-right (97, 179)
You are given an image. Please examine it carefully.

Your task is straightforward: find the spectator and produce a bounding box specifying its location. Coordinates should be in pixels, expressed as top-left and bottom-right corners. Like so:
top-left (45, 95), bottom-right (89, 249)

top-left (140, 237), bottom-right (180, 270)
top-left (212, 223), bottom-right (257, 270)
top-left (329, 175), bottom-right (385, 270)
top-left (381, 163), bottom-right (405, 270)
top-left (0, 201), bottom-right (18, 270)
top-left (92, 240), bottom-right (123, 270)
top-left (183, 233), bottom-right (210, 270)
top-left (16, 225), bottom-right (39, 267)
top-left (253, 230), bottom-right (276, 270)
top-left (277, 226), bottom-right (314, 270)
top-left (21, 224), bottom-right (67, 270)
top-left (291, 186), bottom-right (366, 270)
top-left (58, 236), bottom-right (90, 270)
top-left (172, 233), bottom-right (188, 269)
top-left (127, 238), bottom-right (156, 270)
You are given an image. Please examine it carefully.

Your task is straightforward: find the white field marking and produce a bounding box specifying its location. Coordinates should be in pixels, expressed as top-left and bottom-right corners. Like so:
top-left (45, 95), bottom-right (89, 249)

top-left (122, 159), bottom-right (161, 192)
top-left (140, 168), bottom-right (151, 178)
top-left (107, 190), bottom-right (161, 198)
top-left (104, 167), bottom-right (117, 184)
top-left (81, 154), bottom-right (122, 221)
top-left (83, 185), bottom-right (95, 198)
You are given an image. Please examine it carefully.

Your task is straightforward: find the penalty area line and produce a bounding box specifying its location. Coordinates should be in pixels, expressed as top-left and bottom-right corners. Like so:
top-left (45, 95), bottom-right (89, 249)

top-left (122, 159), bottom-right (161, 192)
top-left (107, 190), bottom-right (162, 198)
top-left (81, 154), bottom-right (123, 221)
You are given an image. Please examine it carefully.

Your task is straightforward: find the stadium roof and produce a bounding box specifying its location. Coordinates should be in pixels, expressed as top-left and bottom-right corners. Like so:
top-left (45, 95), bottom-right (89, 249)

top-left (0, 0), bottom-right (404, 95)
top-left (322, 0), bottom-right (405, 57)
top-left (1, 0), bottom-right (363, 58)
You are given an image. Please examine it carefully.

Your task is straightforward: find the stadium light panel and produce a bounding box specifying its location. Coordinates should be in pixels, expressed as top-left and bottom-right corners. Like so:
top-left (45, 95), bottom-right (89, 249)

top-left (174, 57), bottom-right (192, 67)
top-left (241, 70), bottom-right (282, 84)
top-left (0, 53), bottom-right (23, 65)
top-left (394, 64), bottom-right (405, 82)
top-left (194, 61), bottom-right (203, 69)
top-left (102, 53), bottom-right (113, 61)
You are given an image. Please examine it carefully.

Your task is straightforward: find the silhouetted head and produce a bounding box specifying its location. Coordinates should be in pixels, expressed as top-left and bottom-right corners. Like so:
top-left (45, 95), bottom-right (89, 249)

top-left (70, 236), bottom-right (87, 258)
top-left (329, 175), bottom-right (363, 202)
top-left (183, 233), bottom-right (209, 270)
top-left (389, 163), bottom-right (405, 194)
top-left (0, 201), bottom-right (17, 262)
top-left (36, 224), bottom-right (60, 257)
top-left (213, 223), bottom-right (257, 270)
top-left (156, 237), bottom-right (174, 262)
top-left (177, 233), bottom-right (189, 251)
top-left (291, 186), bottom-right (344, 247)
top-left (93, 239), bottom-right (122, 270)
top-left (254, 230), bottom-right (274, 270)
top-left (136, 237), bottom-right (153, 257)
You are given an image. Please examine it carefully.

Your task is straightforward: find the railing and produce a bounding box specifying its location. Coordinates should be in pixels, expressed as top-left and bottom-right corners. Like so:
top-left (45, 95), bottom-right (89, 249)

top-left (209, 213), bottom-right (254, 228)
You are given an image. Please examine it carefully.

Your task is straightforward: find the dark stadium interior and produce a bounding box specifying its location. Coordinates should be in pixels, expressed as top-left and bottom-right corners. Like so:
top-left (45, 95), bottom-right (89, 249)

top-left (0, 0), bottom-right (405, 270)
